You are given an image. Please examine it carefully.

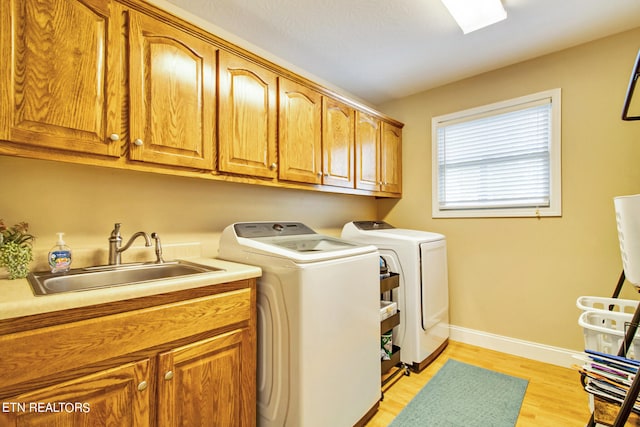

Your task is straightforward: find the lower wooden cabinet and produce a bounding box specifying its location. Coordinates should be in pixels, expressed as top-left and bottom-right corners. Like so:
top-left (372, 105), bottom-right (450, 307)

top-left (0, 359), bottom-right (151, 427)
top-left (0, 281), bottom-right (256, 427)
top-left (157, 328), bottom-right (254, 427)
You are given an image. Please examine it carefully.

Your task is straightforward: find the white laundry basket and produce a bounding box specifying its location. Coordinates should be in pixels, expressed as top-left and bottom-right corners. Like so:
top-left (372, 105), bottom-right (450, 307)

top-left (576, 295), bottom-right (639, 315)
top-left (614, 194), bottom-right (640, 286)
top-left (579, 310), bottom-right (640, 358)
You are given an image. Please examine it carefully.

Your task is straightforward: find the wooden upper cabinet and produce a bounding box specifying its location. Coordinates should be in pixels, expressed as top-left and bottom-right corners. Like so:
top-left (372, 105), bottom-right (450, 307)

top-left (278, 79), bottom-right (322, 184)
top-left (355, 111), bottom-right (402, 195)
top-left (128, 11), bottom-right (216, 170)
top-left (0, 0), bottom-right (402, 197)
top-left (381, 122), bottom-right (402, 194)
top-left (0, 0), bottom-right (122, 156)
top-left (322, 97), bottom-right (355, 188)
top-left (355, 111), bottom-right (381, 192)
top-left (218, 51), bottom-right (278, 178)
top-left (157, 328), bottom-right (253, 427)
top-left (0, 359), bottom-right (151, 427)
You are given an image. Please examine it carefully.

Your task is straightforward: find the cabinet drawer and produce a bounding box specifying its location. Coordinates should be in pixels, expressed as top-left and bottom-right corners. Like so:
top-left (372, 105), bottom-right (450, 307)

top-left (0, 288), bottom-right (251, 392)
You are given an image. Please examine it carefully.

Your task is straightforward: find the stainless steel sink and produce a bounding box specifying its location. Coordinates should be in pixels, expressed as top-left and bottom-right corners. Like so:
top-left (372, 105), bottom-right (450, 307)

top-left (27, 261), bottom-right (224, 296)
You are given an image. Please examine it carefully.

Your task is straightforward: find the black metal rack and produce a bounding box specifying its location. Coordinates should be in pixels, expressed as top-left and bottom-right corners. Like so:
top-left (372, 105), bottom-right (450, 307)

top-left (584, 47), bottom-right (640, 425)
top-left (585, 270), bottom-right (640, 426)
top-left (380, 272), bottom-right (409, 396)
top-left (621, 48), bottom-right (640, 121)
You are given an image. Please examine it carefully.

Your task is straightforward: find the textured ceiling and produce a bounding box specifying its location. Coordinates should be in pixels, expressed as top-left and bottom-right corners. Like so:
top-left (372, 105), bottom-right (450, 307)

top-left (164, 0), bottom-right (640, 106)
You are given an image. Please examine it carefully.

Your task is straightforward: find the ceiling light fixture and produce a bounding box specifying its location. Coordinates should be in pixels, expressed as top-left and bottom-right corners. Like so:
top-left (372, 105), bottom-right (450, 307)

top-left (441, 0), bottom-right (507, 34)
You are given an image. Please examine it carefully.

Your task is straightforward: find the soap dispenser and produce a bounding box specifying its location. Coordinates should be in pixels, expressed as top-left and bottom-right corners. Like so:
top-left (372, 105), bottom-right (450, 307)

top-left (49, 232), bottom-right (72, 273)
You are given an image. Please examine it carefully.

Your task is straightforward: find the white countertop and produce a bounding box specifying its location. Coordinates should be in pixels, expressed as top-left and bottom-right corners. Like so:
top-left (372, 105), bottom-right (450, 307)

top-left (0, 257), bottom-right (261, 321)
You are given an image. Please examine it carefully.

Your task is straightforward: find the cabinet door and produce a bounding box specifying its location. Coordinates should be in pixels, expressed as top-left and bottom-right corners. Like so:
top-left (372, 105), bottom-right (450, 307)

top-left (128, 11), bottom-right (216, 170)
top-left (381, 122), bottom-right (402, 194)
top-left (0, 359), bottom-right (150, 427)
top-left (218, 51), bottom-right (278, 178)
top-left (355, 111), bottom-right (381, 191)
top-left (278, 79), bottom-right (322, 184)
top-left (0, 0), bottom-right (122, 156)
top-left (322, 97), bottom-right (355, 188)
top-left (157, 328), bottom-right (255, 427)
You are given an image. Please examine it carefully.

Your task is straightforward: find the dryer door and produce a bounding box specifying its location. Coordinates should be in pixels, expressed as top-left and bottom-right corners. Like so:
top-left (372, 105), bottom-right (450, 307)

top-left (419, 239), bottom-right (449, 338)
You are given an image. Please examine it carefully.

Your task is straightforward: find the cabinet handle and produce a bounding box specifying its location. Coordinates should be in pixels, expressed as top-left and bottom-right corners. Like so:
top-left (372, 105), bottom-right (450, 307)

top-left (137, 381), bottom-right (148, 391)
top-left (133, 138), bottom-right (144, 147)
top-left (269, 163), bottom-right (277, 170)
top-left (164, 371), bottom-right (174, 381)
top-left (109, 133), bottom-right (120, 142)
top-left (317, 172), bottom-right (322, 177)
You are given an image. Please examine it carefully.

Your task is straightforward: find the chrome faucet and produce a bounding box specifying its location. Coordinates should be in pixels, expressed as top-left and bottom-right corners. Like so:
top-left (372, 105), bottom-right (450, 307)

top-left (108, 223), bottom-right (152, 265)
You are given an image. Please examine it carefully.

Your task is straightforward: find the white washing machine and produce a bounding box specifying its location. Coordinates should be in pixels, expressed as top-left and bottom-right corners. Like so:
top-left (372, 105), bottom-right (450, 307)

top-left (218, 222), bottom-right (380, 427)
top-left (342, 221), bottom-right (449, 371)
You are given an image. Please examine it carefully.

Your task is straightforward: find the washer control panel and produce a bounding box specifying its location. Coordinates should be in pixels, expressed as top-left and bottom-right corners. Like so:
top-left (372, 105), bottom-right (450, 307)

top-left (234, 222), bottom-right (317, 238)
top-left (352, 221), bottom-right (395, 230)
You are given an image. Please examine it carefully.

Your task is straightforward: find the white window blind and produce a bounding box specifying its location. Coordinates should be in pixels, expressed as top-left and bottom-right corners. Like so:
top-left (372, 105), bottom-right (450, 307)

top-left (432, 89), bottom-right (561, 218)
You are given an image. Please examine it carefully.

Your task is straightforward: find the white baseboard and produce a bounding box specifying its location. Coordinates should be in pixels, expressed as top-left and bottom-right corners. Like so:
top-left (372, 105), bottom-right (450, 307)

top-left (449, 325), bottom-right (582, 368)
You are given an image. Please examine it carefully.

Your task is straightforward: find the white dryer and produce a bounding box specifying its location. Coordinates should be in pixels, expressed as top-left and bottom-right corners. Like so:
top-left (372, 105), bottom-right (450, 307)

top-left (342, 221), bottom-right (449, 371)
top-left (218, 222), bottom-right (380, 427)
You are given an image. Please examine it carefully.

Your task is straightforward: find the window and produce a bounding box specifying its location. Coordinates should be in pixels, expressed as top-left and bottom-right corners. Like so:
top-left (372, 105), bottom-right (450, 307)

top-left (432, 88), bottom-right (561, 218)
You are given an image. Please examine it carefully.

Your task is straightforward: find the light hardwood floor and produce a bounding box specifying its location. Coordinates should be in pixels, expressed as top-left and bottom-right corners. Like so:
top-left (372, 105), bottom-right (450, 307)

top-left (366, 341), bottom-right (592, 427)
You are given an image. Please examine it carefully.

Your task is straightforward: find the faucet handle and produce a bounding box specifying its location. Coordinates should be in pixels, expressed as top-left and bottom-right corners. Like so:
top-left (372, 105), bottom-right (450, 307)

top-left (111, 223), bottom-right (122, 237)
top-left (151, 232), bottom-right (165, 263)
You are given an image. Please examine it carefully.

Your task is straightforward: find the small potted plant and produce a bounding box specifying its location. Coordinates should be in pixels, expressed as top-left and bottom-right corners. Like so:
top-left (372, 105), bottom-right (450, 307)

top-left (0, 220), bottom-right (35, 279)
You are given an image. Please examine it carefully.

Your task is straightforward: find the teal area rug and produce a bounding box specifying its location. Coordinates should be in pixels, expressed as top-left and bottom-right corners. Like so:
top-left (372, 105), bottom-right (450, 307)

top-left (390, 359), bottom-right (528, 427)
